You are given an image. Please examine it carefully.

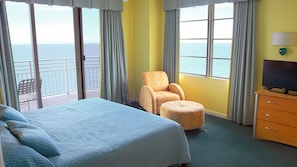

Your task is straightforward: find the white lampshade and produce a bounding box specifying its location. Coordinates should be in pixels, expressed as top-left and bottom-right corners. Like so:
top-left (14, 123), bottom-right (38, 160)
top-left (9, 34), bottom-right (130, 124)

top-left (272, 32), bottom-right (296, 46)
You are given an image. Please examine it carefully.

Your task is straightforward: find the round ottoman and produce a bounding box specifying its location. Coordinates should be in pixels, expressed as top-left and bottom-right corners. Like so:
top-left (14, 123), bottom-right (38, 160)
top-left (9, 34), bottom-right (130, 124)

top-left (160, 100), bottom-right (205, 130)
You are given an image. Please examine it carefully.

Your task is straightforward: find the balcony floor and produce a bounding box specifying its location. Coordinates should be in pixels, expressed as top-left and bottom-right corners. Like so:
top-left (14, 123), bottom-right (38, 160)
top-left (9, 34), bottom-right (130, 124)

top-left (20, 91), bottom-right (100, 112)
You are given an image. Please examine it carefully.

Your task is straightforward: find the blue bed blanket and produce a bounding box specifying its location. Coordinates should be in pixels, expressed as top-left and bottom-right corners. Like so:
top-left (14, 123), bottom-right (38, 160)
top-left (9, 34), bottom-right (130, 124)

top-left (23, 98), bottom-right (191, 167)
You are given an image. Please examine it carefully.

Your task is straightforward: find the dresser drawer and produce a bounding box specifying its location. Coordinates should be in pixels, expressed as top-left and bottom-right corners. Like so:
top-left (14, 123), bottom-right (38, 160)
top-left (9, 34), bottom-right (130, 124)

top-left (258, 95), bottom-right (297, 114)
top-left (255, 120), bottom-right (297, 147)
top-left (257, 106), bottom-right (297, 128)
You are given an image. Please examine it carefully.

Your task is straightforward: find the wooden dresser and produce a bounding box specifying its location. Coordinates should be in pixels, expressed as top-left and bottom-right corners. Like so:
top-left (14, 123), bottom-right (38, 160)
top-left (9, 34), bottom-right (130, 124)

top-left (254, 90), bottom-right (297, 147)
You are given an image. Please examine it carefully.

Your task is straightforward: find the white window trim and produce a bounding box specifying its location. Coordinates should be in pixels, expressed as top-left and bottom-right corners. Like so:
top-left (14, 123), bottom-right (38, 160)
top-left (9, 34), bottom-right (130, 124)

top-left (179, 4), bottom-right (233, 79)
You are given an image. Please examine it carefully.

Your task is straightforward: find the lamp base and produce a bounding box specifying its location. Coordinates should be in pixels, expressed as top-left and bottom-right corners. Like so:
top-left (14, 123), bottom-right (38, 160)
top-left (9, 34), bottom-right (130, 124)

top-left (279, 47), bottom-right (287, 56)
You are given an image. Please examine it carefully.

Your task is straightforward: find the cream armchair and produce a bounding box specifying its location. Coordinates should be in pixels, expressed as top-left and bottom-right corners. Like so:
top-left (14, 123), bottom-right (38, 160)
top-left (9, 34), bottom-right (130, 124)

top-left (139, 71), bottom-right (185, 114)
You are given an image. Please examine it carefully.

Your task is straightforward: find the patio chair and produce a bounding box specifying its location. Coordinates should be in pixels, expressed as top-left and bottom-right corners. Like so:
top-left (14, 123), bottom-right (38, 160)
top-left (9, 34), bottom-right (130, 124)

top-left (17, 78), bottom-right (41, 110)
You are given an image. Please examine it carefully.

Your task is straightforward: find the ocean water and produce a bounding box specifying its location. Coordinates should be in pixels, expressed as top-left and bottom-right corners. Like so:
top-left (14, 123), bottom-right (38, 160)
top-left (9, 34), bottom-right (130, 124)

top-left (12, 42), bottom-right (231, 96)
top-left (12, 43), bottom-right (99, 61)
top-left (12, 43), bottom-right (100, 96)
top-left (180, 42), bottom-right (232, 78)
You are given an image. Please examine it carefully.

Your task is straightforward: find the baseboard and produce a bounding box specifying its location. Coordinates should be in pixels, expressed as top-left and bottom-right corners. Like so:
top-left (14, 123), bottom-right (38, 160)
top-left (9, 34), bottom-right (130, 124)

top-left (205, 109), bottom-right (228, 120)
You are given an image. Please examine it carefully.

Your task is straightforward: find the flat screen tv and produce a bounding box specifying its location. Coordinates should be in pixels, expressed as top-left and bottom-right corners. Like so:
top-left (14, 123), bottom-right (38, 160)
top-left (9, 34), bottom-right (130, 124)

top-left (262, 60), bottom-right (297, 92)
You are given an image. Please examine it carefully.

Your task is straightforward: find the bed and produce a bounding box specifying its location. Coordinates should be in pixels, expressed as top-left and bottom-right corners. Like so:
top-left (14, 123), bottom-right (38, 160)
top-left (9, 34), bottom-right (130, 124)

top-left (0, 98), bottom-right (191, 167)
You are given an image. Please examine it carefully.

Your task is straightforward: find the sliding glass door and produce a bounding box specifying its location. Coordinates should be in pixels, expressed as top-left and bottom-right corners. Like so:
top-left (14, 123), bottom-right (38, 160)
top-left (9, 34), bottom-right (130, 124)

top-left (34, 4), bottom-right (78, 107)
top-left (82, 9), bottom-right (100, 98)
top-left (6, 2), bottom-right (100, 112)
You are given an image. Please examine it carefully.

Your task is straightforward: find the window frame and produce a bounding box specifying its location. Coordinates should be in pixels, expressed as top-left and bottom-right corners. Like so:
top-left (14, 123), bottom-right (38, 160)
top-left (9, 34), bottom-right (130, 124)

top-left (179, 3), bottom-right (234, 79)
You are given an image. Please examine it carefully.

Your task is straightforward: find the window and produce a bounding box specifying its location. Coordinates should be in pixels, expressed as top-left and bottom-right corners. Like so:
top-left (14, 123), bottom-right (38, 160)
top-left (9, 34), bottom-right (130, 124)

top-left (180, 3), bottom-right (234, 79)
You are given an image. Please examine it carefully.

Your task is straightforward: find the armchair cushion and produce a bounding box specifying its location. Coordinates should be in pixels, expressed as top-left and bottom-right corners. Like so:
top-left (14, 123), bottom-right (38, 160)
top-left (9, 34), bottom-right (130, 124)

top-left (155, 91), bottom-right (180, 114)
top-left (142, 71), bottom-right (169, 91)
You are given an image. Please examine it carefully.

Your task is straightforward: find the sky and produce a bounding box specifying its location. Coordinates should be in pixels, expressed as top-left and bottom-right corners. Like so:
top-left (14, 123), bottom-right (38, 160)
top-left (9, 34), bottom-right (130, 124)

top-left (5, 1), bottom-right (100, 44)
top-left (180, 3), bottom-right (234, 42)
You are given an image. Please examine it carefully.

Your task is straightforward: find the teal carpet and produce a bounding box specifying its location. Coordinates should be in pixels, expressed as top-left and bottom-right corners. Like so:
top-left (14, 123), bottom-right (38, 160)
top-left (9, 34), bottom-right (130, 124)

top-left (185, 115), bottom-right (297, 167)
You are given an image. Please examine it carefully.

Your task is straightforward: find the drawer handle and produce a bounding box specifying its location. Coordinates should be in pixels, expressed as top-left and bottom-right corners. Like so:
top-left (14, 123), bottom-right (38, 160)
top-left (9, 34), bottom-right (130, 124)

top-left (265, 126), bottom-right (278, 132)
top-left (265, 114), bottom-right (278, 118)
top-left (267, 101), bottom-right (279, 105)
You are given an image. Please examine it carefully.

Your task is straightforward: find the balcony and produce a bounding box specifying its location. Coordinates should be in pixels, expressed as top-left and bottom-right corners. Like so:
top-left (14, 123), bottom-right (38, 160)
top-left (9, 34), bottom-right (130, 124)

top-left (15, 57), bottom-right (100, 112)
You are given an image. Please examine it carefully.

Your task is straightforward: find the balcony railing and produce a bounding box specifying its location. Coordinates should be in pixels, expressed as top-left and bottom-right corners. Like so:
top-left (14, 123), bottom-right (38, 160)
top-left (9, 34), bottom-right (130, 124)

top-left (14, 57), bottom-right (100, 97)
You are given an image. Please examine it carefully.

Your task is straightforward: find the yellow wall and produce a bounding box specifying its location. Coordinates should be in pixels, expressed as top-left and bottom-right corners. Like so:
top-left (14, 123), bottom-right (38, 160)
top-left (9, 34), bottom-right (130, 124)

top-left (123, 0), bottom-right (164, 99)
top-left (180, 75), bottom-right (229, 118)
top-left (123, 0), bottom-right (297, 117)
top-left (149, 0), bottom-right (164, 71)
top-left (123, 0), bottom-right (136, 100)
top-left (256, 0), bottom-right (297, 90)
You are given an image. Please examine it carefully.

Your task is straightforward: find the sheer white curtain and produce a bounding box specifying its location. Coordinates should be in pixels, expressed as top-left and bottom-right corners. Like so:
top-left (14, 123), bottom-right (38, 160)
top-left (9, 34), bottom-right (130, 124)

top-left (0, 1), bottom-right (19, 109)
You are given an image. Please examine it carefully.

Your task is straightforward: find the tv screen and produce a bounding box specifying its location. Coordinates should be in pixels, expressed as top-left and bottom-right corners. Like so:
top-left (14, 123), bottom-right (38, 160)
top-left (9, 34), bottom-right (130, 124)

top-left (262, 60), bottom-right (297, 92)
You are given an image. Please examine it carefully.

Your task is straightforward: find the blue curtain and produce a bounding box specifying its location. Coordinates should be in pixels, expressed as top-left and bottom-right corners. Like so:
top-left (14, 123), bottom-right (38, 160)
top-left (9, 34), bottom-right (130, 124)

top-left (229, 0), bottom-right (257, 125)
top-left (163, 9), bottom-right (180, 83)
top-left (0, 1), bottom-right (20, 110)
top-left (101, 10), bottom-right (129, 104)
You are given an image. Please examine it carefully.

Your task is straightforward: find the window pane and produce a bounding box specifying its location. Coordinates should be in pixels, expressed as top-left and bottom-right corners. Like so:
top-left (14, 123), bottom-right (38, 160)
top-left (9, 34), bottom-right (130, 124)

top-left (213, 40), bottom-right (232, 59)
top-left (35, 5), bottom-right (74, 44)
top-left (6, 2), bottom-right (32, 45)
top-left (214, 19), bottom-right (233, 38)
top-left (180, 40), bottom-right (207, 57)
top-left (180, 6), bottom-right (208, 21)
top-left (180, 57), bottom-right (206, 76)
top-left (34, 4), bottom-right (78, 106)
top-left (82, 8), bottom-right (100, 98)
top-left (212, 59), bottom-right (230, 78)
top-left (214, 3), bottom-right (233, 19)
top-left (180, 21), bottom-right (208, 39)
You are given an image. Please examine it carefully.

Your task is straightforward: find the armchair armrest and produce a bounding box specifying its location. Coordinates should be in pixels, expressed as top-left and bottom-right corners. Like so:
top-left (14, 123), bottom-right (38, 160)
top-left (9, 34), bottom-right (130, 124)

top-left (139, 85), bottom-right (157, 114)
top-left (169, 83), bottom-right (185, 100)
